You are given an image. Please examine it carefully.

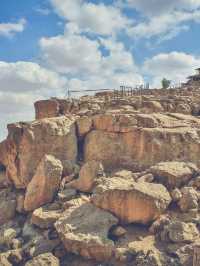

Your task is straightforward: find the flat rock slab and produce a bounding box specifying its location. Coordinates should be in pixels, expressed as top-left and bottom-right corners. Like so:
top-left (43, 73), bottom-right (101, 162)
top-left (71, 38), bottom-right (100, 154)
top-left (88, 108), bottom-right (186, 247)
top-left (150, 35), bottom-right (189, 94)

top-left (150, 161), bottom-right (198, 189)
top-left (55, 203), bottom-right (118, 261)
top-left (92, 176), bottom-right (171, 224)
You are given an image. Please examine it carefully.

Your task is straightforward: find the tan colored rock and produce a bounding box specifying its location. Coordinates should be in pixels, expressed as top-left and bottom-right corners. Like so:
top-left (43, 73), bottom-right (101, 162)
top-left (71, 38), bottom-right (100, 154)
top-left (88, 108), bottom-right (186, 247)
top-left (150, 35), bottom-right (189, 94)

top-left (34, 99), bottom-right (59, 119)
top-left (25, 253), bottom-right (59, 266)
top-left (76, 116), bottom-right (93, 137)
top-left (178, 187), bottom-right (199, 212)
top-left (150, 162), bottom-right (198, 189)
top-left (84, 126), bottom-right (200, 170)
top-left (55, 203), bottom-right (118, 261)
top-left (0, 189), bottom-right (16, 226)
top-left (67, 161), bottom-right (104, 192)
top-left (111, 226), bottom-right (126, 237)
top-left (162, 221), bottom-right (199, 243)
top-left (2, 116), bottom-right (77, 188)
top-left (92, 176), bottom-right (171, 224)
top-left (24, 155), bottom-right (63, 211)
top-left (31, 206), bottom-right (63, 228)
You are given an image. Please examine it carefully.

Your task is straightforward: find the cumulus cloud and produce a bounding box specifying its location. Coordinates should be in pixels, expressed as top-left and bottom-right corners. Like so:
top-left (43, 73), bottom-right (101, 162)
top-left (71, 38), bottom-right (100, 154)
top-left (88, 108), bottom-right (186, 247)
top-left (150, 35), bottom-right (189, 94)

top-left (143, 52), bottom-right (200, 87)
top-left (0, 19), bottom-right (26, 37)
top-left (0, 61), bottom-right (67, 140)
top-left (119, 0), bottom-right (200, 40)
top-left (124, 0), bottom-right (200, 16)
top-left (40, 28), bottom-right (143, 92)
top-left (51, 0), bottom-right (130, 35)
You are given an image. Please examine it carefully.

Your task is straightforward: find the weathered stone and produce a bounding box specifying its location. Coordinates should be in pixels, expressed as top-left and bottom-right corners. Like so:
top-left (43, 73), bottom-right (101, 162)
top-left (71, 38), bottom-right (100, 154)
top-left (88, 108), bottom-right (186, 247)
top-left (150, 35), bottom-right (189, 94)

top-left (76, 116), bottom-right (93, 137)
top-left (171, 188), bottom-right (182, 202)
top-left (58, 188), bottom-right (77, 201)
top-left (2, 116), bottom-right (77, 188)
top-left (31, 206), bottom-right (63, 228)
top-left (111, 226), bottom-right (126, 237)
top-left (92, 176), bottom-right (171, 224)
top-left (55, 203), bottom-right (118, 261)
top-left (137, 173), bottom-right (154, 183)
top-left (178, 187), bottom-right (199, 212)
top-left (25, 253), bottom-right (60, 266)
top-left (24, 155), bottom-right (63, 211)
top-left (84, 126), bottom-right (200, 171)
top-left (34, 99), bottom-right (59, 119)
top-left (150, 162), bottom-right (198, 189)
top-left (0, 189), bottom-right (16, 226)
top-left (0, 170), bottom-right (10, 188)
top-left (162, 221), bottom-right (199, 243)
top-left (67, 161), bottom-right (105, 192)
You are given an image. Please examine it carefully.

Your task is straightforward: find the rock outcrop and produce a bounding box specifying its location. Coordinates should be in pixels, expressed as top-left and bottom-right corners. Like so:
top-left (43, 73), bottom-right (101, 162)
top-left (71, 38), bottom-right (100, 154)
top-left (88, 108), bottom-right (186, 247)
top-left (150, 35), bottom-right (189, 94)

top-left (1, 116), bottom-right (77, 188)
top-left (1, 87), bottom-right (200, 265)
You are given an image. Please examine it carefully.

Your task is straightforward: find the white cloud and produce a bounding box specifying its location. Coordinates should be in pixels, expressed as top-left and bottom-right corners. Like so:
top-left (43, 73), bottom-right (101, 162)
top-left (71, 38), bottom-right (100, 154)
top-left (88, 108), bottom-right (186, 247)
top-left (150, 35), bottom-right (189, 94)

top-left (0, 61), bottom-right (66, 93)
top-left (51, 0), bottom-right (129, 35)
top-left (119, 0), bottom-right (200, 40)
top-left (0, 19), bottom-right (26, 37)
top-left (143, 52), bottom-right (200, 87)
top-left (124, 0), bottom-right (200, 16)
top-left (40, 31), bottom-right (102, 75)
top-left (0, 61), bottom-right (67, 140)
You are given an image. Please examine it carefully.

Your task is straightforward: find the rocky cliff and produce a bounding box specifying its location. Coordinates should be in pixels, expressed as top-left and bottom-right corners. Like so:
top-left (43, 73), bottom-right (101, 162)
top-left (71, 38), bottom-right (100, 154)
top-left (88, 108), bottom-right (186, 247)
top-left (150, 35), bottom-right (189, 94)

top-left (0, 88), bottom-right (200, 266)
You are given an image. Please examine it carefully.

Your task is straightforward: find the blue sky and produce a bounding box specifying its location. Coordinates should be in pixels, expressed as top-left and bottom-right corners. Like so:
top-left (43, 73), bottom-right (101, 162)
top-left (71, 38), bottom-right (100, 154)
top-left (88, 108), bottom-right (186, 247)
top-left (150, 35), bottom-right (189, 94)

top-left (0, 0), bottom-right (200, 140)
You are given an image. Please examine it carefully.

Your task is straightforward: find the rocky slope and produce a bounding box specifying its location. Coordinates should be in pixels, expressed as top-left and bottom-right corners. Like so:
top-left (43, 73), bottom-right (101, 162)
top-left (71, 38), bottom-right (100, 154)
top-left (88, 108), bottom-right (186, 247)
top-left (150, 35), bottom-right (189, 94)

top-left (0, 88), bottom-right (200, 266)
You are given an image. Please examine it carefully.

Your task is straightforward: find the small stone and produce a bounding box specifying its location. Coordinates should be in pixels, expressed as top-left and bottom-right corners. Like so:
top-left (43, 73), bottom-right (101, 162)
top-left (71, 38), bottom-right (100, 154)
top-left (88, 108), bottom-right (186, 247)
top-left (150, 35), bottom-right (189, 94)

top-left (178, 187), bottom-right (199, 212)
top-left (11, 238), bottom-right (22, 249)
top-left (3, 228), bottom-right (17, 246)
top-left (171, 188), bottom-right (182, 202)
top-left (163, 221), bottom-right (199, 243)
top-left (111, 226), bottom-right (127, 237)
top-left (25, 253), bottom-right (59, 266)
top-left (58, 188), bottom-right (77, 201)
top-left (31, 206), bottom-right (63, 229)
top-left (137, 173), bottom-right (154, 183)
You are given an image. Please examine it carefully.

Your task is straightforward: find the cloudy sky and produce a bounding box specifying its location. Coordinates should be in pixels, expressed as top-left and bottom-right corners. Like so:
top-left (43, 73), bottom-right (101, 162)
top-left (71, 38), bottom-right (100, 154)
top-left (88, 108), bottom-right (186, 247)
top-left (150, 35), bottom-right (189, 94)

top-left (0, 0), bottom-right (200, 140)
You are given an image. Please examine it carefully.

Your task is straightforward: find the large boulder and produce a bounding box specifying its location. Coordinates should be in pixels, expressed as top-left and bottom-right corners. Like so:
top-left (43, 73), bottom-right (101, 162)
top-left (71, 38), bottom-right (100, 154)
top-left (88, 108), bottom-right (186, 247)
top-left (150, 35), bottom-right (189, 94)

top-left (150, 162), bottom-right (198, 189)
top-left (0, 189), bottom-right (16, 226)
top-left (67, 160), bottom-right (105, 192)
top-left (92, 176), bottom-right (171, 224)
top-left (24, 155), bottom-right (63, 211)
top-left (55, 203), bottom-right (118, 261)
top-left (2, 116), bottom-right (77, 188)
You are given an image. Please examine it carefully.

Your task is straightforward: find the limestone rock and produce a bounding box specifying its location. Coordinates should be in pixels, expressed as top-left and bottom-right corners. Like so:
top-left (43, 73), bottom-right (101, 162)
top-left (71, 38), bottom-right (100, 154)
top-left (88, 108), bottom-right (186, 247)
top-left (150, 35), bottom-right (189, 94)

top-left (31, 206), bottom-right (63, 228)
top-left (58, 188), bottom-right (77, 201)
top-left (34, 99), bottom-right (60, 119)
top-left (150, 162), bottom-right (198, 189)
top-left (92, 176), bottom-right (171, 224)
top-left (84, 126), bottom-right (200, 170)
top-left (171, 188), bottom-right (182, 202)
top-left (25, 253), bottom-right (59, 266)
top-left (162, 221), bottom-right (199, 243)
top-left (24, 155), bottom-right (63, 211)
top-left (2, 116), bottom-right (77, 188)
top-left (67, 161), bottom-right (105, 192)
top-left (55, 203), bottom-right (118, 261)
top-left (0, 170), bottom-right (10, 188)
top-left (0, 189), bottom-right (16, 226)
top-left (178, 187), bottom-right (199, 212)
top-left (76, 116), bottom-right (93, 137)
